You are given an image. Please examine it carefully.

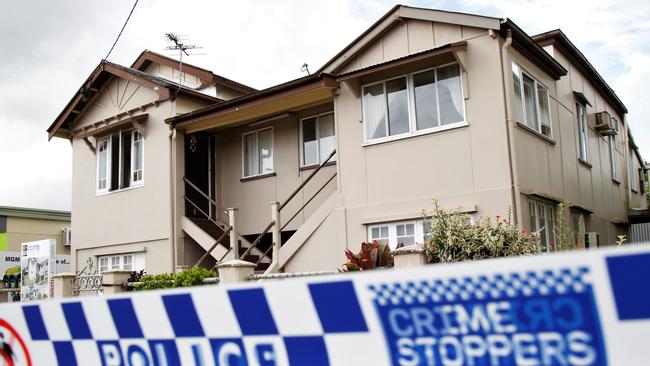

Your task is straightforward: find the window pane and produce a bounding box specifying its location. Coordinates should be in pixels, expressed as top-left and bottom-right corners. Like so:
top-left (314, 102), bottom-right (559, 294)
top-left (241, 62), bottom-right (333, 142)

top-left (318, 113), bottom-right (336, 162)
top-left (537, 85), bottom-right (551, 137)
top-left (123, 255), bottom-right (133, 271)
top-left (121, 131), bottom-right (132, 188)
top-left (529, 202), bottom-right (537, 232)
top-left (437, 64), bottom-right (464, 125)
top-left (110, 134), bottom-right (120, 191)
top-left (396, 225), bottom-right (405, 236)
top-left (132, 131), bottom-right (143, 182)
top-left (512, 63), bottom-right (524, 122)
top-left (258, 129), bottom-right (273, 174)
top-left (302, 118), bottom-right (318, 166)
top-left (363, 83), bottom-right (387, 140)
top-left (523, 74), bottom-right (538, 130)
top-left (111, 256), bottom-right (120, 270)
top-left (413, 70), bottom-right (438, 130)
top-left (577, 104), bottom-right (588, 160)
top-left (370, 225), bottom-right (389, 245)
top-left (98, 139), bottom-right (108, 190)
top-left (609, 136), bottom-right (617, 179)
top-left (386, 78), bottom-right (410, 136)
top-left (538, 204), bottom-right (547, 250)
top-left (244, 133), bottom-right (258, 176)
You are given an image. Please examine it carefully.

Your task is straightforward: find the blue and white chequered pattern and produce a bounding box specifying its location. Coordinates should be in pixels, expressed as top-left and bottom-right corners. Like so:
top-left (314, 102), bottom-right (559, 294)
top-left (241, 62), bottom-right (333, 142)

top-left (16, 280), bottom-right (370, 365)
top-left (368, 267), bottom-right (591, 306)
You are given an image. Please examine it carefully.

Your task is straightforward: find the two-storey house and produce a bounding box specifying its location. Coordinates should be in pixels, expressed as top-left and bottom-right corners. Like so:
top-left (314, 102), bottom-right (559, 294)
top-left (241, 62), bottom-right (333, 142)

top-left (49, 6), bottom-right (647, 274)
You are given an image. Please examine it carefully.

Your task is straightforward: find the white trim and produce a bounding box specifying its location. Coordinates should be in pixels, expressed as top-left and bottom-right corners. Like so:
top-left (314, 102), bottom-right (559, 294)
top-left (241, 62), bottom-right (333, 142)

top-left (362, 121), bottom-right (468, 147)
top-left (95, 128), bottom-right (145, 195)
top-left (513, 62), bottom-right (553, 139)
top-left (299, 111), bottom-right (336, 167)
top-left (241, 126), bottom-right (275, 179)
top-left (361, 62), bottom-right (467, 144)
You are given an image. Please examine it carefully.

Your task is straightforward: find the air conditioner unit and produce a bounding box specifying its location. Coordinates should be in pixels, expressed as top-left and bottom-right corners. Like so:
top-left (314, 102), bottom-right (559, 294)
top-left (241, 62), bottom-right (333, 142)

top-left (584, 232), bottom-right (599, 249)
top-left (595, 111), bottom-right (616, 136)
top-left (63, 227), bottom-right (72, 246)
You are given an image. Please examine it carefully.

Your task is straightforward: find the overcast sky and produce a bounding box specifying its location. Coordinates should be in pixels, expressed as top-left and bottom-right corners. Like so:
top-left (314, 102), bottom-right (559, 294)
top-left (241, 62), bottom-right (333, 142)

top-left (0, 0), bottom-right (648, 211)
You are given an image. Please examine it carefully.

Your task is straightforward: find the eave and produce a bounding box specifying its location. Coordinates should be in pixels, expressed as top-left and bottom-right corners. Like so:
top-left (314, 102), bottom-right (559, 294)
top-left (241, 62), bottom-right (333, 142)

top-left (501, 19), bottom-right (567, 81)
top-left (532, 29), bottom-right (627, 116)
top-left (168, 75), bottom-right (338, 133)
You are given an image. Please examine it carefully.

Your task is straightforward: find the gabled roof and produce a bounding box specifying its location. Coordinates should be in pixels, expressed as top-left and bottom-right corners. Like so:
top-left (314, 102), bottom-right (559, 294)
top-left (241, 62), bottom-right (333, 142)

top-left (532, 29), bottom-right (627, 115)
top-left (47, 59), bottom-right (222, 140)
top-left (318, 5), bottom-right (501, 74)
top-left (131, 50), bottom-right (257, 94)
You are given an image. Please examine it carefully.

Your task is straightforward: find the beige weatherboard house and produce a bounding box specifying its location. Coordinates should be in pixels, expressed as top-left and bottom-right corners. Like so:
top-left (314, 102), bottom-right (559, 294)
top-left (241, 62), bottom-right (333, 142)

top-left (48, 5), bottom-right (647, 275)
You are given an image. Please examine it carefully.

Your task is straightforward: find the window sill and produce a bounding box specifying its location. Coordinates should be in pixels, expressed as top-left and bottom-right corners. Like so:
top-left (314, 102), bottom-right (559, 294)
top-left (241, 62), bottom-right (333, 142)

top-left (96, 183), bottom-right (144, 197)
top-left (516, 122), bottom-right (556, 145)
top-left (362, 121), bottom-right (468, 147)
top-left (631, 188), bottom-right (639, 194)
top-left (299, 161), bottom-right (336, 171)
top-left (578, 158), bottom-right (592, 169)
top-left (612, 178), bottom-right (621, 185)
top-left (240, 172), bottom-right (276, 182)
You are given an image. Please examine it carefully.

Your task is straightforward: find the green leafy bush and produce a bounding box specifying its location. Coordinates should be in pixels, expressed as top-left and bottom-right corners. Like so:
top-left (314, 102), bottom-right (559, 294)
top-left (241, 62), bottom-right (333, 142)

top-left (425, 201), bottom-right (540, 263)
top-left (132, 267), bottom-right (216, 291)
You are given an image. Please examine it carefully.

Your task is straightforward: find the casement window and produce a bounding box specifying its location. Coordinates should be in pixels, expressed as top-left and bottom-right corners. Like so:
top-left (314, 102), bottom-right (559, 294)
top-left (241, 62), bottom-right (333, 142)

top-left (362, 62), bottom-right (465, 143)
top-left (301, 112), bottom-right (336, 166)
top-left (368, 220), bottom-right (425, 250)
top-left (529, 199), bottom-right (556, 251)
top-left (629, 148), bottom-right (639, 192)
top-left (512, 63), bottom-right (552, 138)
top-left (367, 216), bottom-right (473, 250)
top-left (96, 130), bottom-right (144, 194)
top-left (98, 254), bottom-right (140, 273)
top-left (571, 211), bottom-right (586, 248)
top-left (576, 103), bottom-right (589, 161)
top-left (609, 118), bottom-right (619, 180)
top-left (242, 127), bottom-right (274, 178)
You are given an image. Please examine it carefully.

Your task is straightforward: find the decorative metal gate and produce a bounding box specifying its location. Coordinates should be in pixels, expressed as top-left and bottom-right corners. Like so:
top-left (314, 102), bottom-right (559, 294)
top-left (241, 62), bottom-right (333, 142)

top-left (73, 258), bottom-right (103, 296)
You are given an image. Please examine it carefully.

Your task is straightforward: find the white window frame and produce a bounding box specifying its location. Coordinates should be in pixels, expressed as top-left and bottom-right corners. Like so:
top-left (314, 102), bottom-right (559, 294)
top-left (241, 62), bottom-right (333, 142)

top-left (367, 220), bottom-right (424, 250)
top-left (629, 147), bottom-right (639, 192)
top-left (512, 62), bottom-right (553, 139)
top-left (529, 199), bottom-right (556, 252)
top-left (361, 62), bottom-right (467, 145)
top-left (95, 129), bottom-right (145, 195)
top-left (96, 137), bottom-right (111, 194)
top-left (609, 118), bottom-right (619, 181)
top-left (299, 112), bottom-right (336, 167)
top-left (241, 127), bottom-right (274, 179)
top-left (366, 216), bottom-right (474, 250)
top-left (131, 130), bottom-right (144, 184)
top-left (97, 253), bottom-right (139, 273)
top-left (576, 102), bottom-right (589, 162)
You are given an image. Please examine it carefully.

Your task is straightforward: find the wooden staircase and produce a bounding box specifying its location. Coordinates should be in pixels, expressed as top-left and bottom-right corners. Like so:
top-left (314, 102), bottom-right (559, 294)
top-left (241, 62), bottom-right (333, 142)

top-left (188, 217), bottom-right (270, 272)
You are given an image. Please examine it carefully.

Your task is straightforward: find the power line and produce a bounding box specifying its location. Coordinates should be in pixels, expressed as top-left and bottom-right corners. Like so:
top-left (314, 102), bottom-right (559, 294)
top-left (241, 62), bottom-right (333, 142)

top-left (104, 0), bottom-right (139, 61)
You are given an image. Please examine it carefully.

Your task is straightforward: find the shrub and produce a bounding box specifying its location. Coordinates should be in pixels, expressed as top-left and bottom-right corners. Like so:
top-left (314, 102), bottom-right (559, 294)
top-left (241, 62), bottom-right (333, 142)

top-left (132, 267), bottom-right (217, 291)
top-left (424, 200), bottom-right (540, 263)
top-left (342, 241), bottom-right (396, 271)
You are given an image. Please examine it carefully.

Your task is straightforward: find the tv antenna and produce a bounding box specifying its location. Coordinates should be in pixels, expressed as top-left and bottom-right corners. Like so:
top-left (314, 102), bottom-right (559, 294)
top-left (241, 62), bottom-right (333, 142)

top-left (301, 63), bottom-right (311, 75)
top-left (164, 33), bottom-right (202, 87)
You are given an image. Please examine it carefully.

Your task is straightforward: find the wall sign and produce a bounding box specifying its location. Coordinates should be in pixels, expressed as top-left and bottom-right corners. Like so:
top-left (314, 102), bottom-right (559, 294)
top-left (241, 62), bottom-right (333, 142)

top-left (19, 239), bottom-right (56, 302)
top-left (0, 245), bottom-right (648, 365)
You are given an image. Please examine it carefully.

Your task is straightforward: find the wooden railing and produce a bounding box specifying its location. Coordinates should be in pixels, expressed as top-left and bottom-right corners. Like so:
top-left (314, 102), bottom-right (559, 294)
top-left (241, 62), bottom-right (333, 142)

top-left (184, 148), bottom-right (337, 270)
top-left (241, 149), bottom-right (337, 268)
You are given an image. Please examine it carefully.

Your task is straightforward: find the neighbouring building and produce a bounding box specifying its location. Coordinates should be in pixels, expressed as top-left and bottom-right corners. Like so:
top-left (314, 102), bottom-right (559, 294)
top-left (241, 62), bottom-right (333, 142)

top-left (0, 206), bottom-right (72, 292)
top-left (48, 5), bottom-right (648, 275)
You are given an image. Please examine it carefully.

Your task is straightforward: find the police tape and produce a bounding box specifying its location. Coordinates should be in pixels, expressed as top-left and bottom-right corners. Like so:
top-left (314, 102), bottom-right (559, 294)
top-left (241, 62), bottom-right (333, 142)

top-left (0, 244), bottom-right (649, 365)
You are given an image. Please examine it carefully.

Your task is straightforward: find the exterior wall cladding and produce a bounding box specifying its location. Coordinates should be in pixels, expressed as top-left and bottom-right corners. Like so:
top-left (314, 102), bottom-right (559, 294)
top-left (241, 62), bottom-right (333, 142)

top-left (54, 6), bottom-right (647, 274)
